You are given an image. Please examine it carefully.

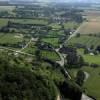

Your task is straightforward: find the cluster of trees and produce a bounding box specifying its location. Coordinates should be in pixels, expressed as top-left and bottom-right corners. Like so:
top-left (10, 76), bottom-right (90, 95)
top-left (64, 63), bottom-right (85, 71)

top-left (66, 52), bottom-right (84, 67)
top-left (0, 54), bottom-right (57, 100)
top-left (0, 11), bottom-right (13, 18)
top-left (60, 46), bottom-right (84, 67)
top-left (0, 50), bottom-right (83, 100)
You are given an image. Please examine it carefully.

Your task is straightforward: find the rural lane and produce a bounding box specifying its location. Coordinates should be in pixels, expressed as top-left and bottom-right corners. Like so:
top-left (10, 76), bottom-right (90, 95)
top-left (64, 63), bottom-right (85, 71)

top-left (0, 46), bottom-right (35, 57)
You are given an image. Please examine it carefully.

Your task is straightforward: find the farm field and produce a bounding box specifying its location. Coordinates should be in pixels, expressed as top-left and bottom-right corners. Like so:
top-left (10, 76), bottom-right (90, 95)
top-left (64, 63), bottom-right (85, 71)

top-left (0, 18), bottom-right (48, 27)
top-left (77, 49), bottom-right (100, 64)
top-left (0, 6), bottom-right (15, 12)
top-left (49, 23), bottom-right (61, 29)
top-left (0, 33), bottom-right (26, 45)
top-left (22, 42), bottom-right (37, 55)
top-left (76, 21), bottom-right (100, 34)
top-left (0, 18), bottom-right (8, 27)
top-left (11, 19), bottom-right (48, 25)
top-left (41, 37), bottom-right (59, 48)
top-left (83, 10), bottom-right (100, 21)
top-left (67, 35), bottom-right (100, 48)
top-left (41, 50), bottom-right (60, 61)
top-left (63, 21), bottom-right (79, 29)
top-left (49, 21), bottom-right (79, 30)
top-left (47, 30), bottom-right (64, 37)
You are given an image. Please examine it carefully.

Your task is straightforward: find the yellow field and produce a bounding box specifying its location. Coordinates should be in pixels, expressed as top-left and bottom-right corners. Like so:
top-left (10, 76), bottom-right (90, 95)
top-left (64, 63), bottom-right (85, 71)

top-left (83, 10), bottom-right (100, 21)
top-left (77, 10), bottom-right (100, 34)
top-left (77, 21), bottom-right (100, 34)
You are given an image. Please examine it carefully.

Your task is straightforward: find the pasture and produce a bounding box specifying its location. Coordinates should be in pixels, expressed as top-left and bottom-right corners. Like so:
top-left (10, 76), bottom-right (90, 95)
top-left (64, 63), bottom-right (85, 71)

top-left (0, 33), bottom-right (23, 44)
top-left (49, 23), bottom-right (61, 29)
top-left (64, 21), bottom-right (79, 29)
top-left (41, 37), bottom-right (59, 48)
top-left (0, 18), bottom-right (48, 27)
top-left (68, 66), bottom-right (100, 100)
top-left (22, 42), bottom-right (37, 55)
top-left (0, 18), bottom-right (8, 27)
top-left (67, 35), bottom-right (100, 48)
top-left (77, 49), bottom-right (100, 64)
top-left (41, 50), bottom-right (60, 61)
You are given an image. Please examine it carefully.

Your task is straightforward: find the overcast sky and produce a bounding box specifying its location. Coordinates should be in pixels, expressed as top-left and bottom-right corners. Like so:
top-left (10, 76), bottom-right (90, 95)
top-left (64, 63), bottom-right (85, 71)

top-left (0, 0), bottom-right (99, 3)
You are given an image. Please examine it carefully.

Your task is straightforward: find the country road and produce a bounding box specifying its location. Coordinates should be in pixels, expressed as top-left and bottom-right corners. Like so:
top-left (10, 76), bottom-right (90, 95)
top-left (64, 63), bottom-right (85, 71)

top-left (21, 37), bottom-right (38, 51)
top-left (0, 46), bottom-right (35, 57)
top-left (65, 22), bottom-right (84, 43)
top-left (81, 94), bottom-right (94, 100)
top-left (55, 48), bottom-right (71, 79)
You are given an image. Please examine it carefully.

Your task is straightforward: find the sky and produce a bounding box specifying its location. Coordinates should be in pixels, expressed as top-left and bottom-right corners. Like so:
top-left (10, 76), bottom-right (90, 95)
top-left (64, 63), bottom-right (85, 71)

top-left (0, 0), bottom-right (99, 3)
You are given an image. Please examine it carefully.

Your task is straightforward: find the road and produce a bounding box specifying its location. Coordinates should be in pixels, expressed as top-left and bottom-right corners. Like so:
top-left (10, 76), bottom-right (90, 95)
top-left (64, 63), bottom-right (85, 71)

top-left (21, 38), bottom-right (32, 51)
top-left (65, 23), bottom-right (84, 43)
top-left (81, 94), bottom-right (94, 100)
top-left (0, 46), bottom-right (35, 57)
top-left (56, 23), bottom-right (94, 100)
top-left (21, 37), bottom-right (38, 51)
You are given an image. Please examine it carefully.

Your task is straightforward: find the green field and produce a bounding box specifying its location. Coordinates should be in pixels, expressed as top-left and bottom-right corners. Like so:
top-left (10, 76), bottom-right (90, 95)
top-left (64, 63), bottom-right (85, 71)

top-left (78, 49), bottom-right (100, 64)
top-left (49, 23), bottom-right (61, 29)
top-left (0, 18), bottom-right (9, 27)
top-left (49, 21), bottom-right (79, 30)
top-left (68, 35), bottom-right (100, 48)
top-left (0, 33), bottom-right (25, 45)
top-left (41, 50), bottom-right (60, 61)
top-left (0, 18), bottom-right (48, 27)
top-left (22, 42), bottom-right (37, 55)
top-left (64, 21), bottom-right (79, 29)
top-left (0, 6), bottom-right (15, 12)
top-left (82, 67), bottom-right (100, 100)
top-left (68, 66), bottom-right (100, 100)
top-left (41, 37), bottom-right (59, 47)
top-left (11, 19), bottom-right (48, 25)
top-left (47, 30), bottom-right (64, 37)
top-left (68, 48), bottom-right (100, 100)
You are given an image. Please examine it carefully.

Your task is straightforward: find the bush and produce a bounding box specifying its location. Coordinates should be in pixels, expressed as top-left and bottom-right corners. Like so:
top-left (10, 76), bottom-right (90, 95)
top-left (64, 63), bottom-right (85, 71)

top-left (90, 63), bottom-right (99, 68)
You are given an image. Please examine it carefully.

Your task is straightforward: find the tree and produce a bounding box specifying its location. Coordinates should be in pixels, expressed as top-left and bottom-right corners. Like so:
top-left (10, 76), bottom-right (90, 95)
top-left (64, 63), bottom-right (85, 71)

top-left (76, 33), bottom-right (80, 38)
top-left (90, 45), bottom-right (94, 50)
top-left (84, 48), bottom-right (89, 54)
top-left (96, 45), bottom-right (100, 53)
top-left (76, 70), bottom-right (85, 86)
top-left (35, 49), bottom-right (41, 60)
top-left (67, 52), bottom-right (78, 65)
top-left (78, 56), bottom-right (84, 67)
